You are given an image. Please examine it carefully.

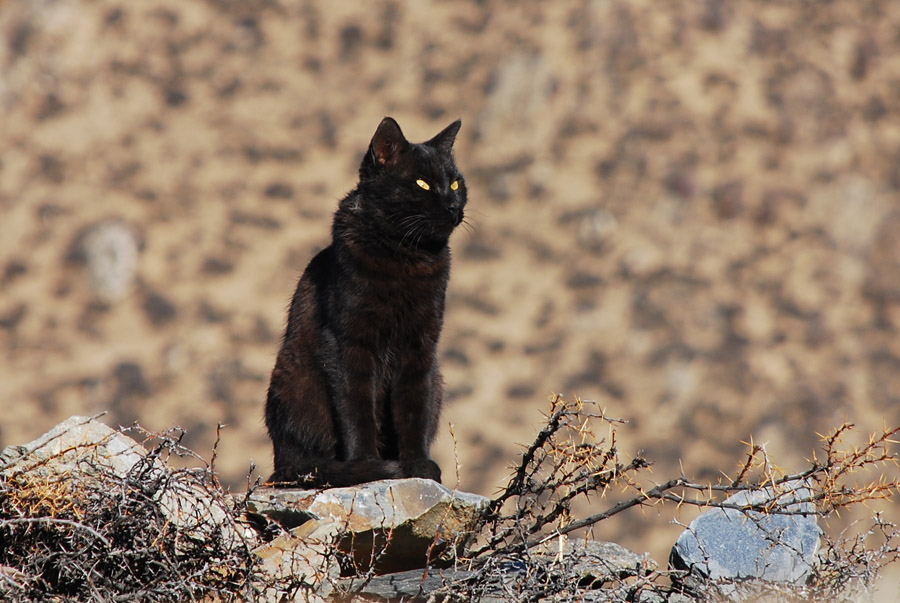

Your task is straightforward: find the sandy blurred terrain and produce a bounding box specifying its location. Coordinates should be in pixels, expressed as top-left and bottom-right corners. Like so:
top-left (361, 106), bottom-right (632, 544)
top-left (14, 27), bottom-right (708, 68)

top-left (2, 0), bottom-right (899, 563)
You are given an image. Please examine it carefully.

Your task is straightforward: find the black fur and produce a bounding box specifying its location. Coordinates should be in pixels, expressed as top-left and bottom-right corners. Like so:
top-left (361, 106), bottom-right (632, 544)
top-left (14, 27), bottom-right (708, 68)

top-left (265, 117), bottom-right (466, 488)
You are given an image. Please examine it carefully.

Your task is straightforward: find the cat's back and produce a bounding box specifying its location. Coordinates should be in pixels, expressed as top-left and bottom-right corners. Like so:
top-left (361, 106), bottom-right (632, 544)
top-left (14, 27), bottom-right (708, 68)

top-left (283, 244), bottom-right (338, 336)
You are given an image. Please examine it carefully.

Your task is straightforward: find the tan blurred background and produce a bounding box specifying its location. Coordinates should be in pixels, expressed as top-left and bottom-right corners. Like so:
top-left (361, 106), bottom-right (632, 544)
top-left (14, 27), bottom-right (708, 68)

top-left (2, 0), bottom-right (899, 567)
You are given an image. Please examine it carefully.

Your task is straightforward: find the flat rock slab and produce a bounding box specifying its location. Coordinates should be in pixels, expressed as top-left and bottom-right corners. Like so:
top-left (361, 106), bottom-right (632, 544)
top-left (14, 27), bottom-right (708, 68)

top-left (547, 539), bottom-right (649, 585)
top-left (670, 480), bottom-right (821, 584)
top-left (338, 568), bottom-right (473, 600)
top-left (0, 415), bottom-right (148, 479)
top-left (338, 540), bottom-right (648, 600)
top-left (1, 415), bottom-right (251, 553)
top-left (248, 479), bottom-right (490, 575)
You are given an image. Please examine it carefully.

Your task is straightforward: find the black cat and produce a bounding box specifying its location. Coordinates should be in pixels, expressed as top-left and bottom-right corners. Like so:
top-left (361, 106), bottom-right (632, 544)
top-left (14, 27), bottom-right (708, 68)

top-left (265, 117), bottom-right (466, 488)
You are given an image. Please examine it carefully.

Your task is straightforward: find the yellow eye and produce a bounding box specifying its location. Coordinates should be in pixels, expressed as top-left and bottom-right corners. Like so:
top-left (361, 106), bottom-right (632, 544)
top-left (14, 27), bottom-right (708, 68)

top-left (450, 180), bottom-right (459, 191)
top-left (416, 178), bottom-right (430, 191)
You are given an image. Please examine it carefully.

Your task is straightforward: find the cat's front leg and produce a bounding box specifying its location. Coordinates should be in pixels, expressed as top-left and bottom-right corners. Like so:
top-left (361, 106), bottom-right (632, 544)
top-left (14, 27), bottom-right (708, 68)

top-left (332, 343), bottom-right (381, 462)
top-left (392, 359), bottom-right (443, 483)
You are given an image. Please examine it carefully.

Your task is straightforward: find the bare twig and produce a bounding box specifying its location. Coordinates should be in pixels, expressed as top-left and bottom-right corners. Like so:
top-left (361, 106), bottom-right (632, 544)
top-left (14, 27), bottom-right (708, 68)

top-left (454, 393), bottom-right (900, 601)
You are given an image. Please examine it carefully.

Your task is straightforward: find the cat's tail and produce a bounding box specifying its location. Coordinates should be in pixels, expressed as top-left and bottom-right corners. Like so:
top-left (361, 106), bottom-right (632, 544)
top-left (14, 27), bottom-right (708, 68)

top-left (268, 457), bottom-right (441, 488)
top-left (268, 458), bottom-right (404, 488)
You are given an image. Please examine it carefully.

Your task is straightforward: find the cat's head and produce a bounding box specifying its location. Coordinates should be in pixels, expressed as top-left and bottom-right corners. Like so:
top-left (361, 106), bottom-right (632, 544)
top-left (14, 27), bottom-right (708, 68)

top-left (356, 117), bottom-right (467, 251)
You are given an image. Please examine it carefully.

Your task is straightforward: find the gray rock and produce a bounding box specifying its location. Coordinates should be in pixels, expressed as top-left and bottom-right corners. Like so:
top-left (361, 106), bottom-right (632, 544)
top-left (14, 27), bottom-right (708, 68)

top-left (335, 539), bottom-right (648, 601)
top-left (1, 415), bottom-right (252, 553)
top-left (81, 219), bottom-right (140, 302)
top-left (577, 208), bottom-right (618, 250)
top-left (532, 539), bottom-right (650, 585)
top-left (251, 533), bottom-right (339, 601)
top-left (0, 414), bottom-right (148, 478)
top-left (670, 480), bottom-right (821, 584)
top-left (248, 479), bottom-right (489, 577)
top-left (567, 539), bottom-right (649, 583)
top-left (634, 590), bottom-right (667, 603)
top-left (338, 567), bottom-right (473, 599)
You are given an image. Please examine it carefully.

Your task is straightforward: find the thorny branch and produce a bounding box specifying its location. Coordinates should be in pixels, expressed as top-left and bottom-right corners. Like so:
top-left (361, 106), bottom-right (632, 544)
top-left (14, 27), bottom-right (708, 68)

top-left (453, 393), bottom-right (900, 601)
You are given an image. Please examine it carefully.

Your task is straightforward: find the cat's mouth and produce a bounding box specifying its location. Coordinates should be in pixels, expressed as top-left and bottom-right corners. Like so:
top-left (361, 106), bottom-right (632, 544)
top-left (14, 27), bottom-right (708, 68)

top-left (446, 205), bottom-right (464, 227)
top-left (393, 215), bottom-right (458, 251)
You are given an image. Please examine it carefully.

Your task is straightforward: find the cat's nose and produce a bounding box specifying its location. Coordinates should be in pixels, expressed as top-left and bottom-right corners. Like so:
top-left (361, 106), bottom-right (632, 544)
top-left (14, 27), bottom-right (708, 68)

top-left (446, 202), bottom-right (463, 225)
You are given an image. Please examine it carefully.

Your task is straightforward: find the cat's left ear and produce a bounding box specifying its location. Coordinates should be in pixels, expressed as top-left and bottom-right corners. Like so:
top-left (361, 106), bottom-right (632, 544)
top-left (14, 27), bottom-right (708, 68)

top-left (427, 119), bottom-right (462, 155)
top-left (371, 117), bottom-right (409, 167)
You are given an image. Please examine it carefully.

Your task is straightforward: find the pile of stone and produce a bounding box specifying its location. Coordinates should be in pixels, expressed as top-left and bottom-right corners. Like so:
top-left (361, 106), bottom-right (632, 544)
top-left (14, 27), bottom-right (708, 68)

top-left (0, 416), bottom-right (826, 601)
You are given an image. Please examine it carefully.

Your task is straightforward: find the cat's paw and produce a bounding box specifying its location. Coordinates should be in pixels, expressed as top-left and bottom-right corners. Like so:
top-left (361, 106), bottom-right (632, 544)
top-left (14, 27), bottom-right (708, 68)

top-left (402, 458), bottom-right (442, 483)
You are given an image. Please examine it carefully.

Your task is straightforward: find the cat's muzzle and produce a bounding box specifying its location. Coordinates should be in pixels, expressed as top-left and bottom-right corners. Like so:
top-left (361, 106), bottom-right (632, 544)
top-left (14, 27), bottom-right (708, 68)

top-left (447, 204), bottom-right (464, 226)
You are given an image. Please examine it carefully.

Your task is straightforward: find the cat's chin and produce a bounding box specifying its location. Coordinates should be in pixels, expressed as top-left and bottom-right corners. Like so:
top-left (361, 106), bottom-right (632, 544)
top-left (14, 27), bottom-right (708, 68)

top-left (395, 229), bottom-right (453, 253)
top-left (435, 219), bottom-right (462, 240)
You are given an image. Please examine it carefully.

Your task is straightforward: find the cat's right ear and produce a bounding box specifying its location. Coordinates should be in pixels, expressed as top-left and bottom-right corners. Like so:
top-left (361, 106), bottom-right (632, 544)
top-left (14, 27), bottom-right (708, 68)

top-left (370, 117), bottom-right (409, 168)
top-left (426, 119), bottom-right (462, 156)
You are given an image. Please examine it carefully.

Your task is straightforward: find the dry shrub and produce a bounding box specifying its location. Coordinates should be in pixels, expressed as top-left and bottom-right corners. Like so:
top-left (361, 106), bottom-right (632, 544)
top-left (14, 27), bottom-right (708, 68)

top-left (0, 423), bottom-right (307, 602)
top-left (435, 393), bottom-right (900, 602)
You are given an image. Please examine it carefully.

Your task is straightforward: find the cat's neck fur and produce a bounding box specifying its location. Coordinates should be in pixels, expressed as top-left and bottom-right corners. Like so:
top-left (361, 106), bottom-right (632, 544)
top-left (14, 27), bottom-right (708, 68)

top-left (334, 190), bottom-right (452, 262)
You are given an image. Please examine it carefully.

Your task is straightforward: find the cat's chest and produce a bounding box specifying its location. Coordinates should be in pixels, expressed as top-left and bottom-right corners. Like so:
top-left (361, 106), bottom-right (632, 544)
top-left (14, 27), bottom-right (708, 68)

top-left (332, 243), bottom-right (449, 352)
top-left (359, 276), bottom-right (443, 327)
top-left (336, 270), bottom-right (444, 356)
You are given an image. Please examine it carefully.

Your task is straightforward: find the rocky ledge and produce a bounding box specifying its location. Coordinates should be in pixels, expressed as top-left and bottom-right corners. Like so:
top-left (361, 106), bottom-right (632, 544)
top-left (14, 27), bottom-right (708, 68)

top-left (0, 415), bottom-right (834, 601)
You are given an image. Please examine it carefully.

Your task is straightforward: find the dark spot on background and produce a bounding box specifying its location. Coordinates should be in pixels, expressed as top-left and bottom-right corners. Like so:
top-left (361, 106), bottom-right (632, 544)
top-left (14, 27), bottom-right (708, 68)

top-left (851, 39), bottom-right (878, 81)
top-left (3, 261), bottom-right (28, 284)
top-left (39, 155), bottom-right (65, 183)
top-left (444, 384), bottom-right (474, 403)
top-left (700, 0), bottom-right (727, 31)
top-left (486, 340), bottom-right (505, 353)
top-left (198, 301), bottom-right (228, 323)
top-left (37, 93), bottom-right (65, 120)
top-left (9, 20), bottom-right (32, 57)
top-left (0, 304), bottom-right (26, 331)
top-left (143, 291), bottom-right (177, 326)
top-left (375, 4), bottom-right (399, 50)
top-left (566, 271), bottom-right (603, 290)
top-left (750, 22), bottom-right (788, 56)
top-left (454, 293), bottom-right (500, 316)
top-left (506, 382), bottom-right (536, 399)
top-left (252, 315), bottom-right (276, 343)
top-left (242, 145), bottom-right (302, 164)
top-left (340, 23), bottom-right (364, 59)
top-left (442, 346), bottom-right (470, 366)
top-left (202, 256), bottom-right (235, 275)
top-left (564, 350), bottom-right (607, 391)
top-left (460, 239), bottom-right (500, 260)
top-left (104, 7), bottom-right (124, 26)
top-left (523, 334), bottom-right (563, 356)
top-left (264, 182), bottom-right (294, 199)
top-left (218, 77), bottom-right (242, 98)
top-left (712, 181), bottom-right (744, 219)
top-left (664, 166), bottom-right (695, 199)
top-left (230, 210), bottom-right (281, 230)
top-left (114, 361), bottom-right (151, 398)
top-left (319, 112), bottom-right (338, 148)
top-left (164, 84), bottom-right (188, 107)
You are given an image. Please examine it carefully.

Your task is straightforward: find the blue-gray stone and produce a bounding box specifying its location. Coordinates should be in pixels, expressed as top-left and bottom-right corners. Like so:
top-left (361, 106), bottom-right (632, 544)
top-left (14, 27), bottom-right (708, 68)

top-left (670, 480), bottom-right (821, 583)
